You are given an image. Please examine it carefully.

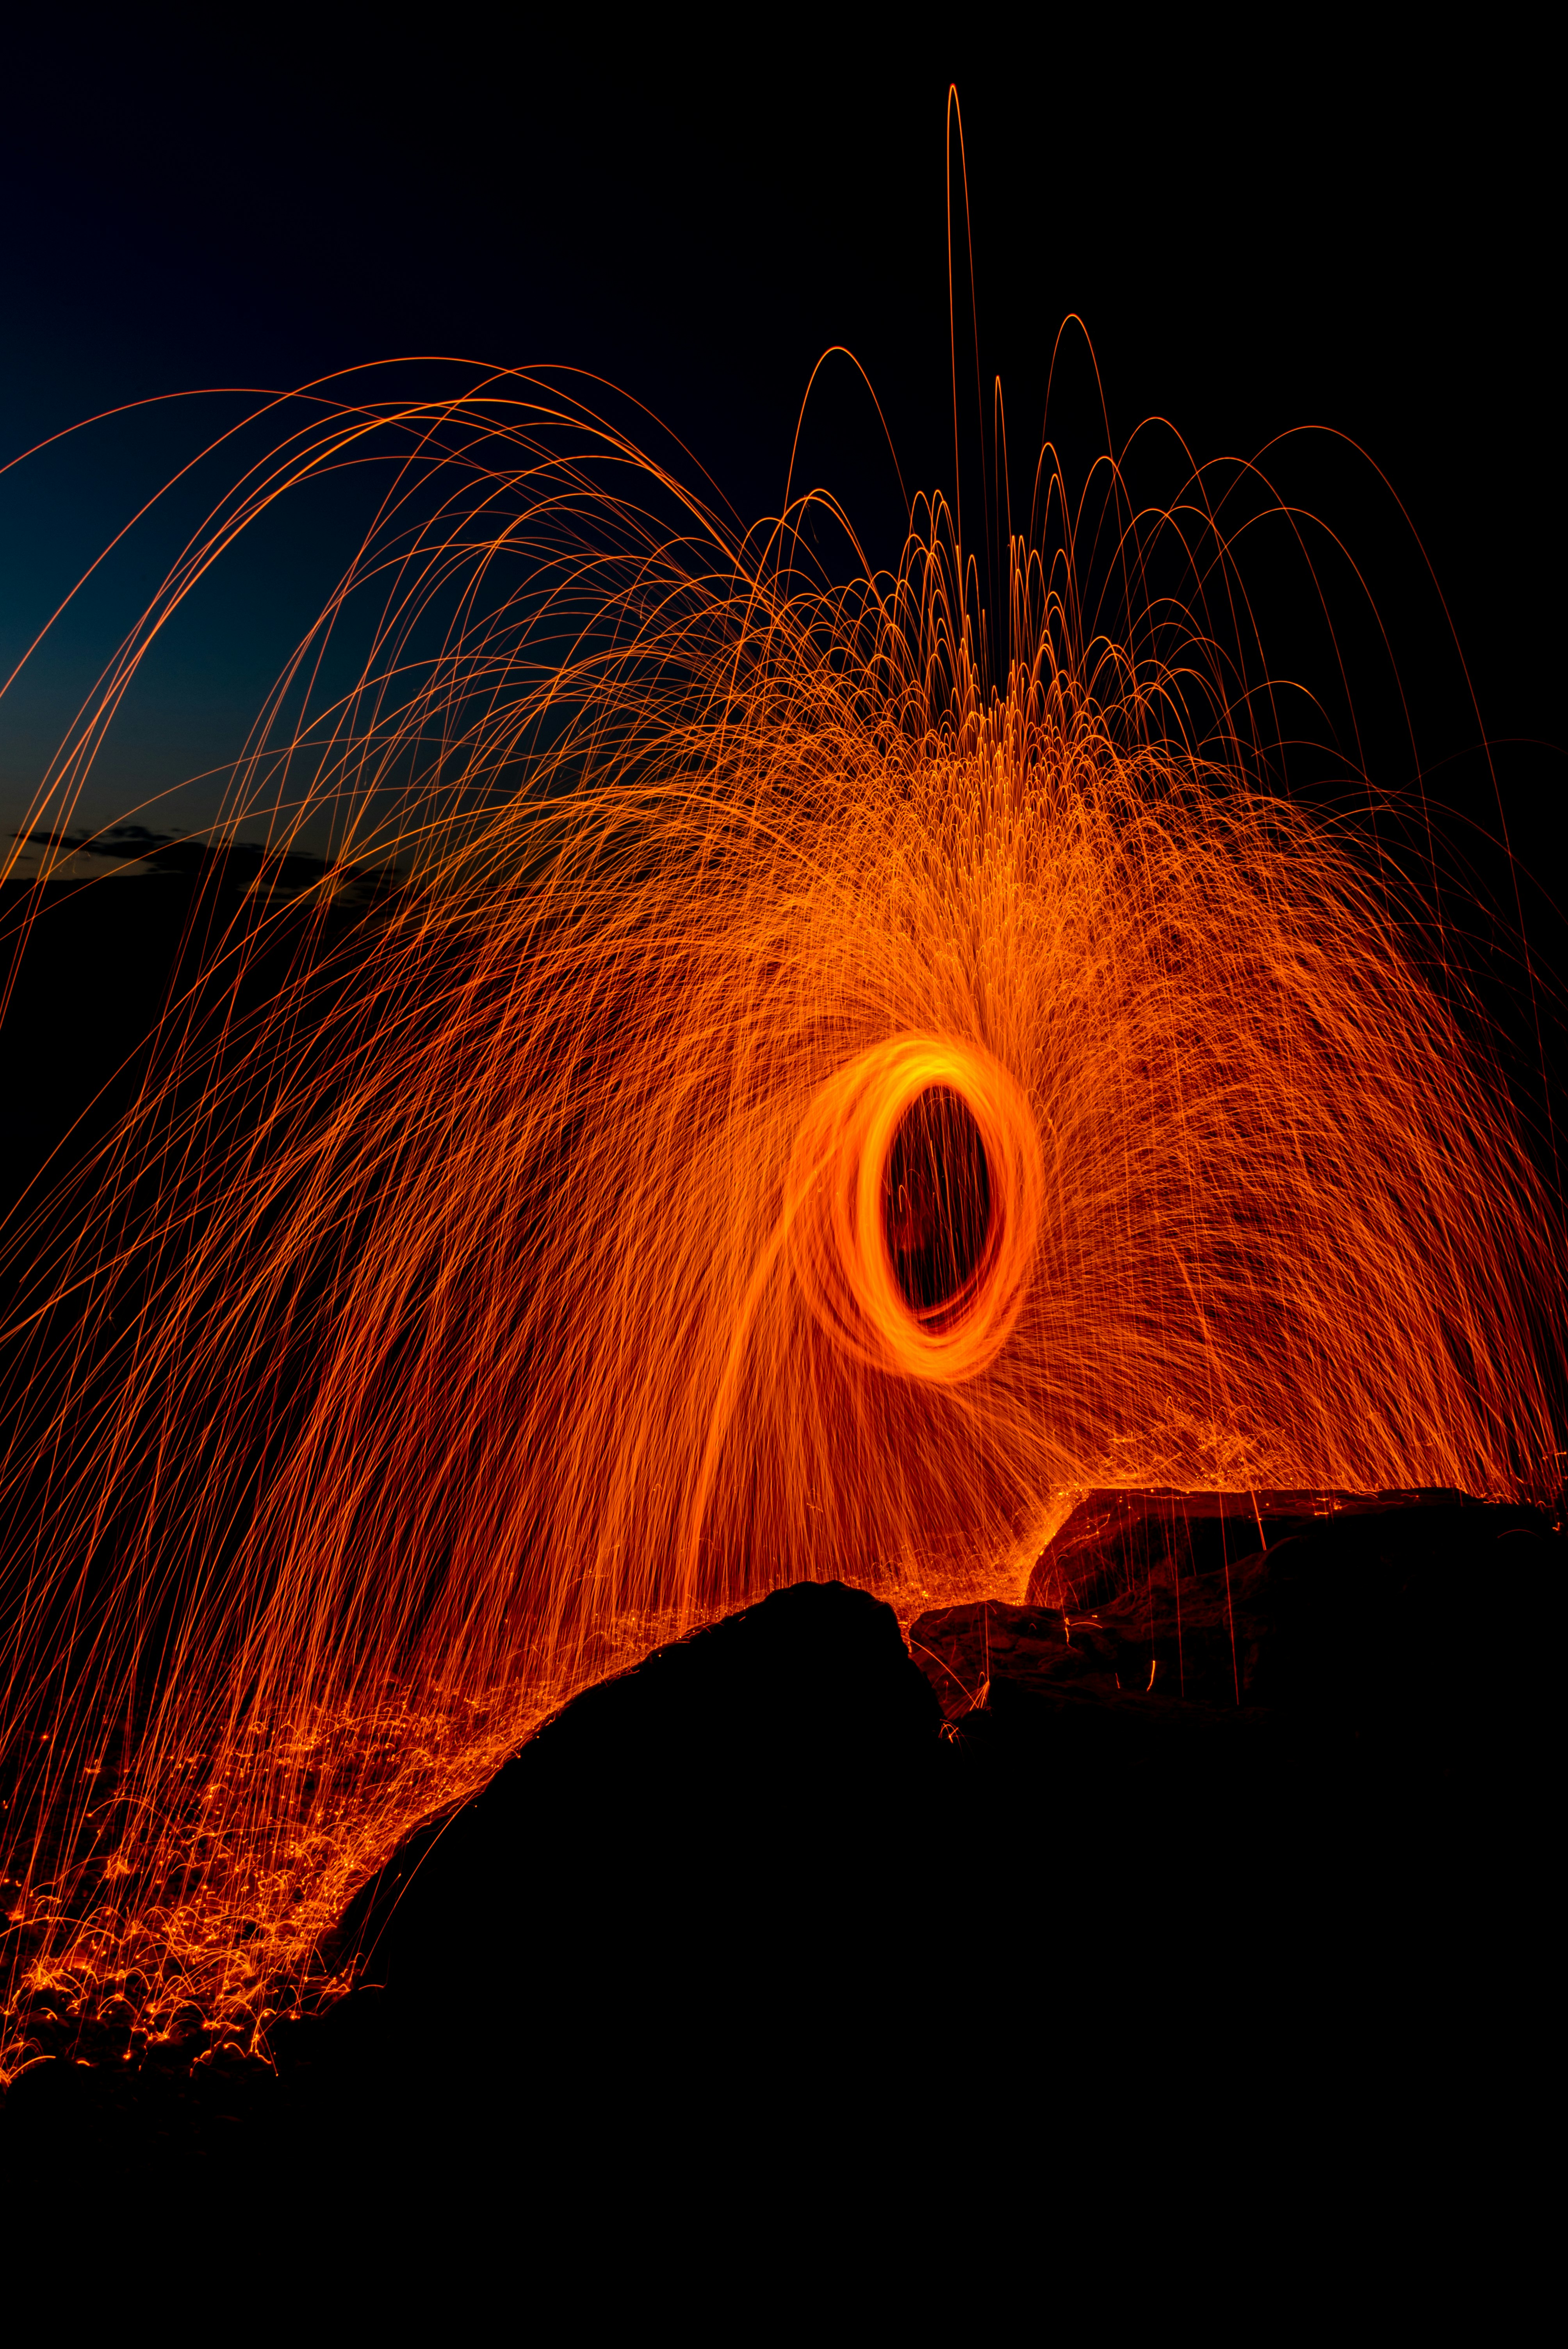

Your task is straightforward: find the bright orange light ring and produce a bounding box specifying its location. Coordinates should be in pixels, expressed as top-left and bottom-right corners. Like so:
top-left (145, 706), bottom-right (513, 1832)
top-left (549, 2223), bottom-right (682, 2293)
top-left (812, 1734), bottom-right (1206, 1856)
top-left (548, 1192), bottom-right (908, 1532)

top-left (786, 1032), bottom-right (1042, 1384)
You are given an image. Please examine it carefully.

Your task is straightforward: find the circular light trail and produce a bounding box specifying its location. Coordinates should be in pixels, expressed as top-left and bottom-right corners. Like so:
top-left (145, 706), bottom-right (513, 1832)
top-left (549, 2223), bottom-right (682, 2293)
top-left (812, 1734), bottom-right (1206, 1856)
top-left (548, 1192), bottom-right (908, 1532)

top-left (788, 1034), bottom-right (1041, 1385)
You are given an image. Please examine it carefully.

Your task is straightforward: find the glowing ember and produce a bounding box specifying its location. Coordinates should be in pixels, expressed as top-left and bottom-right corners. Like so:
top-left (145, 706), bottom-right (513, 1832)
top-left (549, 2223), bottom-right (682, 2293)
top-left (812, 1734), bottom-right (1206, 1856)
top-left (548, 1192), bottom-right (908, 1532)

top-left (0, 368), bottom-right (1561, 2075)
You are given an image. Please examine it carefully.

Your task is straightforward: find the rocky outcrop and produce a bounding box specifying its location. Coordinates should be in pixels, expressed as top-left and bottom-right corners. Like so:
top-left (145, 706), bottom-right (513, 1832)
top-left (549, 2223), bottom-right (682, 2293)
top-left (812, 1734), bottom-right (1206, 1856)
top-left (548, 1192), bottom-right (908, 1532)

top-left (5, 1495), bottom-right (1558, 2163)
top-left (920, 1490), bottom-right (1557, 1719)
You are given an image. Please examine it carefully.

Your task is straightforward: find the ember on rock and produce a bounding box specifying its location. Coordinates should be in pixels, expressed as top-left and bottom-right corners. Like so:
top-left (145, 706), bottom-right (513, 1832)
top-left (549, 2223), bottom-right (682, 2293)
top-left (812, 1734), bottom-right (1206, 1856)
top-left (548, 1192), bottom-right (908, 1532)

top-left (4, 366), bottom-right (1562, 2086)
top-left (3, 1487), bottom-right (1556, 2160)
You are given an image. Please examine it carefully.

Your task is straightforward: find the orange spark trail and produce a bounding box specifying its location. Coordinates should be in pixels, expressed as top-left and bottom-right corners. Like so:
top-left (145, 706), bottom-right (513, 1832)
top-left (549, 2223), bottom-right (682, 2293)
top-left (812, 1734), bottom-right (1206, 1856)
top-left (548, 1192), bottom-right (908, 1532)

top-left (0, 368), bottom-right (1561, 2071)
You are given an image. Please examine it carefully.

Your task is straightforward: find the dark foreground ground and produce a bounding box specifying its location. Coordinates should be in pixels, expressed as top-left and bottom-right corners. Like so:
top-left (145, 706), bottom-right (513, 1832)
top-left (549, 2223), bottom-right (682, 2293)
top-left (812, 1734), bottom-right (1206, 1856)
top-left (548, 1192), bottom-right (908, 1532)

top-left (2, 1490), bottom-right (1558, 2187)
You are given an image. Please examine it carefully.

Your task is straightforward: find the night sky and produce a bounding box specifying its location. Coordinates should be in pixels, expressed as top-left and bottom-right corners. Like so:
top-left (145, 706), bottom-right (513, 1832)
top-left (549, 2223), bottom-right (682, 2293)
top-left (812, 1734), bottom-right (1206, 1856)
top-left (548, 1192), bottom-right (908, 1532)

top-left (2, 28), bottom-right (1560, 1000)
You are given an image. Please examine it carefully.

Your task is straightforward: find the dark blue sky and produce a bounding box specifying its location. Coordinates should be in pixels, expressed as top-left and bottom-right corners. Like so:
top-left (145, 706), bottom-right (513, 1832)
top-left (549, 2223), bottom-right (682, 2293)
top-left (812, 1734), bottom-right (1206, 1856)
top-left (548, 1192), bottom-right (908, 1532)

top-left (1, 28), bottom-right (1559, 909)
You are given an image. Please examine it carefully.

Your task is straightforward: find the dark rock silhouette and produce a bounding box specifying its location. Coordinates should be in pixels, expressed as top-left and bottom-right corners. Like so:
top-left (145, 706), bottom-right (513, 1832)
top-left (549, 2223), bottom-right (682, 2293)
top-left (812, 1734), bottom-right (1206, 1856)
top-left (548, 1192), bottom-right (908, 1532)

top-left (1022, 1484), bottom-right (1480, 1609)
top-left (330, 1576), bottom-right (944, 2014)
top-left (932, 1492), bottom-right (1555, 1716)
top-left (2, 1496), bottom-right (1558, 2167)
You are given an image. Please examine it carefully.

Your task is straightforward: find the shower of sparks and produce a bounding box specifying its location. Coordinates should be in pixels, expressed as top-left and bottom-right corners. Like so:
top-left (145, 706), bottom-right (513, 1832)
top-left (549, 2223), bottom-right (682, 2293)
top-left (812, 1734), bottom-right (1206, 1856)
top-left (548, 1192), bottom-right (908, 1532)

top-left (0, 369), bottom-right (1560, 2073)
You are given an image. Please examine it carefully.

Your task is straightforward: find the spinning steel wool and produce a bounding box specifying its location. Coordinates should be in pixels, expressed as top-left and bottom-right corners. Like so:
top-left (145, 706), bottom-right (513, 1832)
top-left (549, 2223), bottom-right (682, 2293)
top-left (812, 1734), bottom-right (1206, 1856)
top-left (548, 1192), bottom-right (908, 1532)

top-left (0, 369), bottom-right (1560, 2067)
